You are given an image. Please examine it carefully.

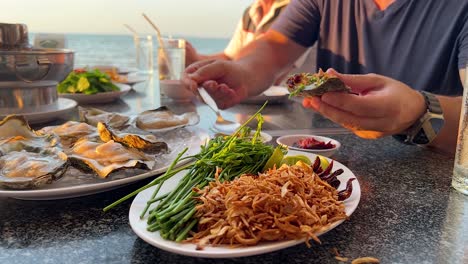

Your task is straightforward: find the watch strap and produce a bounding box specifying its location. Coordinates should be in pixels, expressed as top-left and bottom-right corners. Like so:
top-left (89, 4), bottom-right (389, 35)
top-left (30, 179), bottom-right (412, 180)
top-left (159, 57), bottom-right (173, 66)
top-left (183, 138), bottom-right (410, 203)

top-left (393, 91), bottom-right (444, 145)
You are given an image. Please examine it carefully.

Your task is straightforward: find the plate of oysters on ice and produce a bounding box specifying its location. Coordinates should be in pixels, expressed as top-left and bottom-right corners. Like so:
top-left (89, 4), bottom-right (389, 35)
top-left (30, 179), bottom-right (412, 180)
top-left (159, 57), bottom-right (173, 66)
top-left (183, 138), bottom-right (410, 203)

top-left (0, 106), bottom-right (208, 200)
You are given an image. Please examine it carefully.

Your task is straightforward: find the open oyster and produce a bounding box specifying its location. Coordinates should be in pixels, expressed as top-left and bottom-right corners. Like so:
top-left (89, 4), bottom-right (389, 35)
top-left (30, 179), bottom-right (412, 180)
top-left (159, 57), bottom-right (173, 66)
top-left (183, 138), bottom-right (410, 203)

top-left (68, 138), bottom-right (155, 178)
top-left (97, 122), bottom-right (168, 154)
top-left (0, 115), bottom-right (68, 189)
top-left (135, 106), bottom-right (200, 132)
top-left (79, 106), bottom-right (130, 129)
top-left (38, 121), bottom-right (98, 148)
top-left (0, 150), bottom-right (68, 189)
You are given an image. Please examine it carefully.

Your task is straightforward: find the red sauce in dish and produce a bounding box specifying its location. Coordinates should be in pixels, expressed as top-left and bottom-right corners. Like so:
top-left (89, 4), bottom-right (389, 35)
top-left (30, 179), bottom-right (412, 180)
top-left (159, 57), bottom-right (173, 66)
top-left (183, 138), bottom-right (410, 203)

top-left (293, 137), bottom-right (336, 150)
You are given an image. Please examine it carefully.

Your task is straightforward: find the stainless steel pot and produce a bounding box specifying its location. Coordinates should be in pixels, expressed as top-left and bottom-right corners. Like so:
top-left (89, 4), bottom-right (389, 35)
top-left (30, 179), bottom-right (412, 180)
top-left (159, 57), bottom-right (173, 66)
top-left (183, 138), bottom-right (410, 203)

top-left (0, 80), bottom-right (58, 110)
top-left (0, 48), bottom-right (74, 82)
top-left (0, 23), bottom-right (31, 50)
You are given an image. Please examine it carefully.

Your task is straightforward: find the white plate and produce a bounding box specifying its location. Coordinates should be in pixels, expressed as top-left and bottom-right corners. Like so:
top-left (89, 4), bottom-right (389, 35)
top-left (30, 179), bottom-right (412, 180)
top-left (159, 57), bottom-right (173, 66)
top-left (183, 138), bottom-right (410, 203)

top-left (0, 127), bottom-right (210, 200)
top-left (0, 98), bottom-right (77, 125)
top-left (277, 134), bottom-right (341, 157)
top-left (129, 149), bottom-right (360, 258)
top-left (87, 65), bottom-right (138, 75)
top-left (59, 83), bottom-right (131, 104)
top-left (116, 76), bottom-right (148, 86)
top-left (241, 86), bottom-right (290, 104)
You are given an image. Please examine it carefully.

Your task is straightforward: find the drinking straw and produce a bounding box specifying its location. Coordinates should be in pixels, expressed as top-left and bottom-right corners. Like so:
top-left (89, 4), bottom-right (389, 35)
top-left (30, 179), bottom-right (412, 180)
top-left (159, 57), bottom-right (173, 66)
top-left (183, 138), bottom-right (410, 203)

top-left (142, 13), bottom-right (175, 78)
top-left (123, 24), bottom-right (139, 37)
top-left (124, 23), bottom-right (152, 74)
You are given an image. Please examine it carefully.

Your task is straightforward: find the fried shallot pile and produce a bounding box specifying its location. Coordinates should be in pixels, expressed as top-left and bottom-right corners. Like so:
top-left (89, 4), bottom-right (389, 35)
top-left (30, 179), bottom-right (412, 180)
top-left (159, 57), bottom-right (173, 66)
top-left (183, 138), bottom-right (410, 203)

top-left (187, 162), bottom-right (347, 249)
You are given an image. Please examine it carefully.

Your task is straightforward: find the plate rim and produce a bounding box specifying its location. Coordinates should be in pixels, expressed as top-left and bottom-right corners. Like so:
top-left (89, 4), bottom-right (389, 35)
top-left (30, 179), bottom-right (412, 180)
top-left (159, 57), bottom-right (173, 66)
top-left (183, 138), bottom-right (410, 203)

top-left (58, 83), bottom-right (131, 103)
top-left (116, 76), bottom-right (148, 86)
top-left (276, 134), bottom-right (341, 153)
top-left (0, 98), bottom-right (77, 124)
top-left (128, 150), bottom-right (360, 258)
top-left (241, 86), bottom-right (290, 104)
top-left (0, 126), bottom-right (210, 200)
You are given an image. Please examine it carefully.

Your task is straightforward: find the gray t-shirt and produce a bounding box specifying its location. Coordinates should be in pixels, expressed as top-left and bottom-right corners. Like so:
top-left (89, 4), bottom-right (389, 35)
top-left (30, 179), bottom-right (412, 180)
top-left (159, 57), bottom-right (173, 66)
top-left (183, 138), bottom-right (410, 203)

top-left (272, 0), bottom-right (468, 95)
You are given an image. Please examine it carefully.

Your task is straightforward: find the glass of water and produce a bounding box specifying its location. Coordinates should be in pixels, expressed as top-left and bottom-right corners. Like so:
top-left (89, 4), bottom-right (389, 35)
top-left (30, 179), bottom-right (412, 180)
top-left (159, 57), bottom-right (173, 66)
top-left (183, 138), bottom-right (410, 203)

top-left (452, 64), bottom-right (468, 195)
top-left (157, 37), bottom-right (193, 101)
top-left (133, 35), bottom-right (154, 75)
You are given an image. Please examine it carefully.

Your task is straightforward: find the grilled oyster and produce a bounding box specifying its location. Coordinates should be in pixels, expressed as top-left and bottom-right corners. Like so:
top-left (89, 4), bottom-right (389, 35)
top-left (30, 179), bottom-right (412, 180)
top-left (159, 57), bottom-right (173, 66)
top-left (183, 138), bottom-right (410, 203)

top-left (0, 115), bottom-right (61, 154)
top-left (286, 69), bottom-right (351, 97)
top-left (135, 106), bottom-right (200, 132)
top-left (0, 115), bottom-right (68, 189)
top-left (79, 106), bottom-right (130, 129)
top-left (97, 122), bottom-right (168, 154)
top-left (38, 121), bottom-right (98, 148)
top-left (0, 150), bottom-right (68, 189)
top-left (68, 138), bottom-right (155, 178)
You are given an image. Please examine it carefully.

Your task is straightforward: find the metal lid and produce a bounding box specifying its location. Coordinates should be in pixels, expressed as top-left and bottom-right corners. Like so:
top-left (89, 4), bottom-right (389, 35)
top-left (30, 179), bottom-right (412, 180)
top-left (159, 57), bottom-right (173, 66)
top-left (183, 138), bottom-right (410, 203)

top-left (0, 23), bottom-right (32, 50)
top-left (0, 80), bottom-right (58, 88)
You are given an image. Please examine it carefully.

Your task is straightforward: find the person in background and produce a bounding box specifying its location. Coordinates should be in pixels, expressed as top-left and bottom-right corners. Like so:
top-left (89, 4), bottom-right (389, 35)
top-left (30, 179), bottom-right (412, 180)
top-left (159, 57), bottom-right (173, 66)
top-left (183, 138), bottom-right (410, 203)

top-left (185, 0), bottom-right (316, 85)
top-left (184, 0), bottom-right (468, 155)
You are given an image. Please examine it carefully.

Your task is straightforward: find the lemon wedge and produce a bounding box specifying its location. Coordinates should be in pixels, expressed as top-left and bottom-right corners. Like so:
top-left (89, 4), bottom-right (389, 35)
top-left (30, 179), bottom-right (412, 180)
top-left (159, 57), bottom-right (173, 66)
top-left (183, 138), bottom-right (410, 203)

top-left (317, 155), bottom-right (330, 170)
top-left (281, 155), bottom-right (312, 166)
top-left (262, 146), bottom-right (285, 171)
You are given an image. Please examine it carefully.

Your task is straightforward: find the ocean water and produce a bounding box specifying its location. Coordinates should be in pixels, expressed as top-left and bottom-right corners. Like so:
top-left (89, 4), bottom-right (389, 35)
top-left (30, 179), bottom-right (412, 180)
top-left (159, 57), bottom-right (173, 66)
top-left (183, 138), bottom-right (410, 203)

top-left (31, 33), bottom-right (229, 68)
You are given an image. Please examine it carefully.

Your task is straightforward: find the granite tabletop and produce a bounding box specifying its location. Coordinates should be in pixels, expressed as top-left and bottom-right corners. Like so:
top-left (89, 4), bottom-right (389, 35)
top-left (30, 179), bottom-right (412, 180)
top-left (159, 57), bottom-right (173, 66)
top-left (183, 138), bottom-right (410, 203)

top-left (0, 78), bottom-right (467, 264)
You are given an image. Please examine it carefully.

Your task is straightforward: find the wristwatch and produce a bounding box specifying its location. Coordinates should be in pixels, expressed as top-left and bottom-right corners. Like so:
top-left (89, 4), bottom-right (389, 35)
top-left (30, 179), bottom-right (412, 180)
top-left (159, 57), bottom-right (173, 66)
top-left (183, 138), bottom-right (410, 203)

top-left (393, 91), bottom-right (445, 146)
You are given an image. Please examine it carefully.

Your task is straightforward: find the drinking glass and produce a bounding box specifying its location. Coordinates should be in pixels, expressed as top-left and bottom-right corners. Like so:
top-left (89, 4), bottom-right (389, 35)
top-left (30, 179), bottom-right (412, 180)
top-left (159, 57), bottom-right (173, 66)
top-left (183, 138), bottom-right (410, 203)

top-left (452, 64), bottom-right (468, 194)
top-left (133, 35), bottom-right (154, 74)
top-left (158, 37), bottom-right (193, 101)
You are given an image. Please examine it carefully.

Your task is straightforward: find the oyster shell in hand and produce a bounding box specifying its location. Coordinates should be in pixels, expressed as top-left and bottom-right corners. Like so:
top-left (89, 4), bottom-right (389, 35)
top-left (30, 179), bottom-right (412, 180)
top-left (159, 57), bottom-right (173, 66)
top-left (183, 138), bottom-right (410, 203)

top-left (97, 122), bottom-right (168, 154)
top-left (68, 138), bottom-right (155, 178)
top-left (135, 106), bottom-right (200, 132)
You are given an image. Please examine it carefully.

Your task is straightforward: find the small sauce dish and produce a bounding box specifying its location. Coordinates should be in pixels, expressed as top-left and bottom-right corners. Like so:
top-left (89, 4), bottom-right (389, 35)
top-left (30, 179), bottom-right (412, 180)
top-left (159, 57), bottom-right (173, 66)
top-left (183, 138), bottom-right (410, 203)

top-left (276, 134), bottom-right (341, 157)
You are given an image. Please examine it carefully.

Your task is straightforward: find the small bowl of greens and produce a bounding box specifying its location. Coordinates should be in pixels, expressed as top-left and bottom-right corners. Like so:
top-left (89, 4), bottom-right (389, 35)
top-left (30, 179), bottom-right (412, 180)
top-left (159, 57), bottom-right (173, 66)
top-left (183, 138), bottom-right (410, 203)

top-left (58, 69), bottom-right (131, 104)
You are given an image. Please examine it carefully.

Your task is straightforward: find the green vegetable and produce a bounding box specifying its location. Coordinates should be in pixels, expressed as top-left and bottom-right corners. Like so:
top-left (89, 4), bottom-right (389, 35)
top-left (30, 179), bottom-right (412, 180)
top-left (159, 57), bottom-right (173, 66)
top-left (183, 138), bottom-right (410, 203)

top-left (288, 74), bottom-right (325, 97)
top-left (57, 69), bottom-right (120, 95)
top-left (104, 102), bottom-right (287, 242)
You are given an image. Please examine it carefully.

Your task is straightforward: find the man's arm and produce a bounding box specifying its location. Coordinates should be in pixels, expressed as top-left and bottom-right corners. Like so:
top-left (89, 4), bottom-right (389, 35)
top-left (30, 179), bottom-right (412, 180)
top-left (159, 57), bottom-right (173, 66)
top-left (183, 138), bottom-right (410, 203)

top-left (430, 68), bottom-right (466, 153)
top-left (184, 30), bottom-right (308, 108)
top-left (185, 41), bottom-right (230, 67)
top-left (234, 29), bottom-right (308, 96)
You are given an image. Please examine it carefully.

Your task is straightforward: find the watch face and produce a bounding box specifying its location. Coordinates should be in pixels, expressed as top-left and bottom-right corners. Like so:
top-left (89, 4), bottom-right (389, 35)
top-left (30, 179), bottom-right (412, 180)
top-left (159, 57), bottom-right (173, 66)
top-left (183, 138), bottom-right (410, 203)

top-left (430, 117), bottom-right (444, 134)
top-left (413, 116), bottom-right (444, 145)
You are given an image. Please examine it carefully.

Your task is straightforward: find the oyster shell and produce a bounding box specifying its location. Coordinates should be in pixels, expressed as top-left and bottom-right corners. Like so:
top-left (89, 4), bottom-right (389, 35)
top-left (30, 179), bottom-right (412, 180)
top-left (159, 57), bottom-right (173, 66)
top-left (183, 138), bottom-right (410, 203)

top-left (38, 121), bottom-right (98, 148)
top-left (0, 115), bottom-right (68, 189)
top-left (97, 122), bottom-right (168, 154)
top-left (0, 150), bottom-right (68, 189)
top-left (68, 138), bottom-right (155, 178)
top-left (135, 106), bottom-right (200, 132)
top-left (0, 115), bottom-right (60, 154)
top-left (79, 106), bottom-right (130, 129)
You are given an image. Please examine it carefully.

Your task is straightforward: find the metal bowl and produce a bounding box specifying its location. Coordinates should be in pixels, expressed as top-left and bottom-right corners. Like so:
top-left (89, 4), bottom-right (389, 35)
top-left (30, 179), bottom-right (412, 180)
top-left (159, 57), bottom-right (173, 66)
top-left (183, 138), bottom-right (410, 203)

top-left (0, 81), bottom-right (58, 110)
top-left (0, 48), bottom-right (74, 83)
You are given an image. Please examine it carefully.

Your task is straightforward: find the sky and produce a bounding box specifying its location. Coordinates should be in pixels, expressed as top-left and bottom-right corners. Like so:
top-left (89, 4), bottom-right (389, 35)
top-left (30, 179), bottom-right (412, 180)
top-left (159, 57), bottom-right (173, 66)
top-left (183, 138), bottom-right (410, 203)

top-left (3, 0), bottom-right (253, 38)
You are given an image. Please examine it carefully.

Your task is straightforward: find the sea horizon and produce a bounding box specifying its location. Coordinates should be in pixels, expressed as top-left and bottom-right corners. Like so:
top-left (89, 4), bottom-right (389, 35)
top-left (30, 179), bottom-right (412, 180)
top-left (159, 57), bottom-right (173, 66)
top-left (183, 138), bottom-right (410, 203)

top-left (29, 32), bottom-right (230, 69)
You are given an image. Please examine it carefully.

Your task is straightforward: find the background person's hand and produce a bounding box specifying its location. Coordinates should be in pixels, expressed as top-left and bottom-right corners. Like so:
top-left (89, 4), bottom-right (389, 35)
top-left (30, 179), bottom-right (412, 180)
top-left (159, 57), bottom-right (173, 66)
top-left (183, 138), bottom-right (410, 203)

top-left (303, 69), bottom-right (427, 139)
top-left (183, 59), bottom-right (251, 109)
top-left (185, 41), bottom-right (199, 67)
